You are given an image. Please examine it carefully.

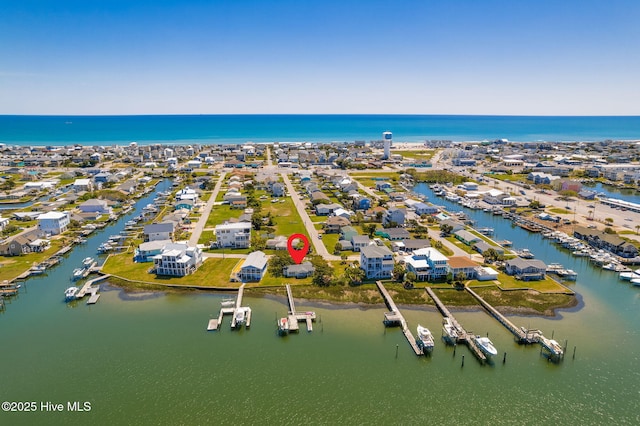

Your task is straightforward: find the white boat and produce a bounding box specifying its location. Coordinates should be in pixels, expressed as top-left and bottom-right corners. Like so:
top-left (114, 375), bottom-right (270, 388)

top-left (630, 278), bottom-right (640, 287)
top-left (475, 336), bottom-right (498, 357)
top-left (442, 318), bottom-right (458, 344)
top-left (556, 269), bottom-right (578, 280)
top-left (71, 268), bottom-right (85, 281)
top-left (65, 286), bottom-right (78, 301)
top-left (619, 271), bottom-right (640, 281)
top-left (416, 325), bottom-right (435, 353)
top-left (220, 299), bottom-right (235, 308)
top-left (82, 257), bottom-right (95, 268)
top-left (234, 309), bottom-right (246, 326)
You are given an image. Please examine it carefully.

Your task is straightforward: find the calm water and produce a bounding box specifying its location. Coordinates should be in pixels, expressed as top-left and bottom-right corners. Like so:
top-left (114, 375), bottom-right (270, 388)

top-left (1, 182), bottom-right (639, 425)
top-left (1, 115), bottom-right (640, 145)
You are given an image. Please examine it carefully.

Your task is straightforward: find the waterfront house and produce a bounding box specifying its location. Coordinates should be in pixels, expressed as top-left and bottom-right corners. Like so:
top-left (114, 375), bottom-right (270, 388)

top-left (573, 226), bottom-right (639, 258)
top-left (235, 251), bottom-right (268, 282)
top-left (0, 231), bottom-right (40, 256)
top-left (360, 245), bottom-right (394, 279)
top-left (283, 261), bottom-right (315, 278)
top-left (403, 247), bottom-right (449, 281)
top-left (78, 199), bottom-right (112, 215)
top-left (453, 229), bottom-right (480, 246)
top-left (215, 222), bottom-right (251, 248)
top-left (448, 256), bottom-right (478, 280)
top-left (476, 266), bottom-right (499, 281)
top-left (153, 243), bottom-right (203, 277)
top-left (37, 211), bottom-right (70, 235)
top-left (135, 239), bottom-right (172, 262)
top-left (505, 258), bottom-right (547, 281)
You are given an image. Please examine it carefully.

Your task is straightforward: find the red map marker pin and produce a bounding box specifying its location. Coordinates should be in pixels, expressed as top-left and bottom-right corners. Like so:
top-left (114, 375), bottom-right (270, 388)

top-left (287, 233), bottom-right (310, 264)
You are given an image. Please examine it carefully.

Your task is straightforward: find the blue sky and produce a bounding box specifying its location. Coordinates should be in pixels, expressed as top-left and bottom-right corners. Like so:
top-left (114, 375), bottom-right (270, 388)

top-left (1, 0), bottom-right (639, 115)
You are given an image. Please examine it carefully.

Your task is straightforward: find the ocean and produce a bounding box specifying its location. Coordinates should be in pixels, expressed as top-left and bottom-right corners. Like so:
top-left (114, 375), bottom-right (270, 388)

top-left (1, 115), bottom-right (640, 146)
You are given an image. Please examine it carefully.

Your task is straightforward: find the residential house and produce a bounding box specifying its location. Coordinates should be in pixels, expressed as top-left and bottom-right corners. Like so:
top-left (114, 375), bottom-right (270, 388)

top-left (413, 202), bottom-right (438, 215)
top-left (215, 222), bottom-right (251, 248)
top-left (403, 247), bottom-right (449, 281)
top-left (453, 229), bottom-right (480, 246)
top-left (135, 239), bottom-right (172, 262)
top-left (391, 239), bottom-right (431, 253)
top-left (283, 261), bottom-right (315, 278)
top-left (573, 226), bottom-right (639, 258)
top-left (340, 226), bottom-right (359, 242)
top-left (473, 241), bottom-right (505, 256)
top-left (78, 199), bottom-right (112, 215)
top-left (360, 245), bottom-right (394, 279)
top-left (333, 208), bottom-right (352, 219)
top-left (153, 243), bottom-right (203, 277)
top-left (448, 256), bottom-right (478, 279)
top-left (315, 203), bottom-right (342, 216)
top-left (271, 182), bottom-right (285, 197)
top-left (143, 222), bottom-right (175, 242)
top-left (476, 266), bottom-right (499, 281)
top-left (73, 178), bottom-right (93, 192)
top-left (0, 231), bottom-right (40, 256)
top-left (235, 251), bottom-right (268, 282)
top-left (353, 196), bottom-right (371, 211)
top-left (323, 216), bottom-right (350, 233)
top-left (505, 258), bottom-right (547, 281)
top-left (37, 211), bottom-right (70, 235)
top-left (351, 235), bottom-right (371, 252)
top-left (376, 227), bottom-right (411, 241)
top-left (383, 207), bottom-right (406, 227)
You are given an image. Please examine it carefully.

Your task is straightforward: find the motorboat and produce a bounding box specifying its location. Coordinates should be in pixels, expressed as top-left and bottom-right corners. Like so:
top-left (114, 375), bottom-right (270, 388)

top-left (71, 268), bottom-right (85, 281)
top-left (619, 271), bottom-right (640, 281)
top-left (234, 309), bottom-right (246, 327)
top-left (82, 257), bottom-right (96, 268)
top-left (416, 325), bottom-right (435, 354)
top-left (556, 269), bottom-right (578, 280)
top-left (64, 286), bottom-right (78, 301)
top-left (475, 336), bottom-right (498, 357)
top-left (220, 299), bottom-right (236, 308)
top-left (277, 317), bottom-right (289, 335)
top-left (442, 318), bottom-right (458, 345)
top-left (631, 278), bottom-right (640, 287)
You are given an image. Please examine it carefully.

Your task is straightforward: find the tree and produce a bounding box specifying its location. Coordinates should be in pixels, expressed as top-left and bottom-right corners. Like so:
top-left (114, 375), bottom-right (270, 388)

top-left (483, 248), bottom-right (499, 263)
top-left (605, 217), bottom-right (614, 226)
top-left (333, 242), bottom-right (342, 255)
top-left (405, 271), bottom-right (417, 284)
top-left (340, 253), bottom-right (348, 264)
top-left (363, 223), bottom-right (377, 237)
top-left (311, 255), bottom-right (334, 287)
top-left (267, 252), bottom-right (293, 278)
top-left (343, 265), bottom-right (365, 286)
top-left (392, 263), bottom-right (406, 282)
top-left (636, 225), bottom-right (640, 235)
top-left (440, 223), bottom-right (453, 236)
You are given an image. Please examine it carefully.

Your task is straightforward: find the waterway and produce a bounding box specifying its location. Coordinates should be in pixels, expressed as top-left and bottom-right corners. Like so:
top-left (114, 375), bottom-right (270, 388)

top-left (1, 182), bottom-right (639, 425)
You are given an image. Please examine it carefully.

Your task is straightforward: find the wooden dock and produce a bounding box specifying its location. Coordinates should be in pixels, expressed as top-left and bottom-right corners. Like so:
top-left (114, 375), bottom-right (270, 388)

top-left (279, 284), bottom-right (315, 334)
top-left (465, 287), bottom-right (564, 359)
top-left (207, 283), bottom-right (252, 331)
top-left (425, 287), bottom-right (487, 363)
top-left (376, 281), bottom-right (423, 356)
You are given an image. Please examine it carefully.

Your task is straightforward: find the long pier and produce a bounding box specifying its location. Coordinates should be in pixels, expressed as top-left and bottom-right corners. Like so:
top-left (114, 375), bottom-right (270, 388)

top-left (375, 281), bottom-right (422, 356)
top-left (425, 287), bottom-right (487, 363)
top-left (465, 287), bottom-right (564, 359)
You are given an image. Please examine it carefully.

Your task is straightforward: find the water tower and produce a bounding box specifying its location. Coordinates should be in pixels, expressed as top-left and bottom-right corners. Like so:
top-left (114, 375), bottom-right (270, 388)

top-left (383, 131), bottom-right (392, 159)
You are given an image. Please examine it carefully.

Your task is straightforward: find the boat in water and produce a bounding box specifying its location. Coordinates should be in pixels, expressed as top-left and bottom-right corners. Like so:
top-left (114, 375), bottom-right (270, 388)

top-left (64, 286), bottom-right (78, 301)
top-left (220, 299), bottom-right (236, 308)
top-left (475, 336), bottom-right (498, 357)
top-left (277, 317), bottom-right (289, 335)
top-left (416, 325), bottom-right (435, 354)
top-left (442, 318), bottom-right (458, 345)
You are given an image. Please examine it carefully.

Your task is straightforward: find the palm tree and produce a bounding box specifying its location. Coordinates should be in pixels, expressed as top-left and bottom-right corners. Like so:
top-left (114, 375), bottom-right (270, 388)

top-left (635, 224), bottom-right (640, 235)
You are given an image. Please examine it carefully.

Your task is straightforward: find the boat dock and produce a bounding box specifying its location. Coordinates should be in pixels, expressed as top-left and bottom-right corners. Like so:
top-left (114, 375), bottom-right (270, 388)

top-left (425, 287), bottom-right (487, 363)
top-left (278, 284), bottom-right (316, 333)
top-left (375, 281), bottom-right (422, 356)
top-left (465, 287), bottom-right (540, 343)
top-left (75, 274), bottom-right (110, 304)
top-left (207, 283), bottom-right (252, 331)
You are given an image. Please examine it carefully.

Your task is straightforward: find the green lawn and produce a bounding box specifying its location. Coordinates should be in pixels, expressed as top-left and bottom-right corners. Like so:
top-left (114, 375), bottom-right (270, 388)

top-left (102, 253), bottom-right (240, 287)
top-left (392, 149), bottom-right (436, 160)
top-left (321, 233), bottom-right (340, 254)
top-left (548, 208), bottom-right (572, 215)
top-left (445, 235), bottom-right (475, 254)
top-left (468, 273), bottom-right (571, 293)
top-left (205, 204), bottom-right (241, 228)
top-left (0, 239), bottom-right (67, 281)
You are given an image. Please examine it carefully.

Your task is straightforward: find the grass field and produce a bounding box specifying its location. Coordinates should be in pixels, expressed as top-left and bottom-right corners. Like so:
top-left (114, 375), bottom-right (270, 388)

top-left (392, 149), bottom-right (436, 160)
top-left (0, 238), bottom-right (67, 281)
top-left (102, 254), bottom-right (240, 287)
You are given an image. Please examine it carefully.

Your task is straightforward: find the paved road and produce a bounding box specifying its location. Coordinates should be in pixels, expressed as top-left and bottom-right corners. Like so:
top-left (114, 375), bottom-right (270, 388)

top-left (281, 172), bottom-right (342, 261)
top-left (188, 172), bottom-right (226, 246)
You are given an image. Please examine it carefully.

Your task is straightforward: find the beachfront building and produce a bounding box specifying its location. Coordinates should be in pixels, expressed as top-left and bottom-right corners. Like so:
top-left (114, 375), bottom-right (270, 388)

top-left (403, 247), bottom-right (449, 282)
top-left (215, 222), bottom-right (251, 248)
top-left (360, 245), bottom-right (394, 279)
top-left (235, 251), bottom-right (268, 282)
top-left (135, 240), bottom-right (171, 262)
top-left (153, 243), bottom-right (203, 277)
top-left (283, 262), bottom-right (315, 278)
top-left (37, 211), bottom-right (70, 235)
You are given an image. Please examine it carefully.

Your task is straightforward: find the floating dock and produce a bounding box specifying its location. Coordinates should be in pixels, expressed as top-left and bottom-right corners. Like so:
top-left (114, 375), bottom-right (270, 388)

top-left (425, 287), bottom-right (487, 363)
top-left (207, 283), bottom-right (252, 331)
top-left (75, 274), bottom-right (110, 304)
top-left (278, 284), bottom-right (316, 334)
top-left (376, 281), bottom-right (422, 356)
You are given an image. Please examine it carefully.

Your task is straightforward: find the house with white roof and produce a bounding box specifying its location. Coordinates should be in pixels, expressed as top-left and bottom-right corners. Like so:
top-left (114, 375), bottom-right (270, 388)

top-left (153, 242), bottom-right (203, 277)
top-left (37, 211), bottom-right (70, 235)
top-left (215, 222), bottom-right (251, 248)
top-left (404, 247), bottom-right (449, 281)
top-left (175, 187), bottom-right (199, 202)
top-left (235, 251), bottom-right (268, 282)
top-left (73, 178), bottom-right (93, 192)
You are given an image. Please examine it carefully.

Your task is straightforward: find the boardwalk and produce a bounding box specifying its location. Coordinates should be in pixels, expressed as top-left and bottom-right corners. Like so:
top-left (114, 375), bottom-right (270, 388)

top-left (207, 283), bottom-right (252, 331)
top-left (279, 284), bottom-right (315, 334)
top-left (375, 281), bottom-right (423, 356)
